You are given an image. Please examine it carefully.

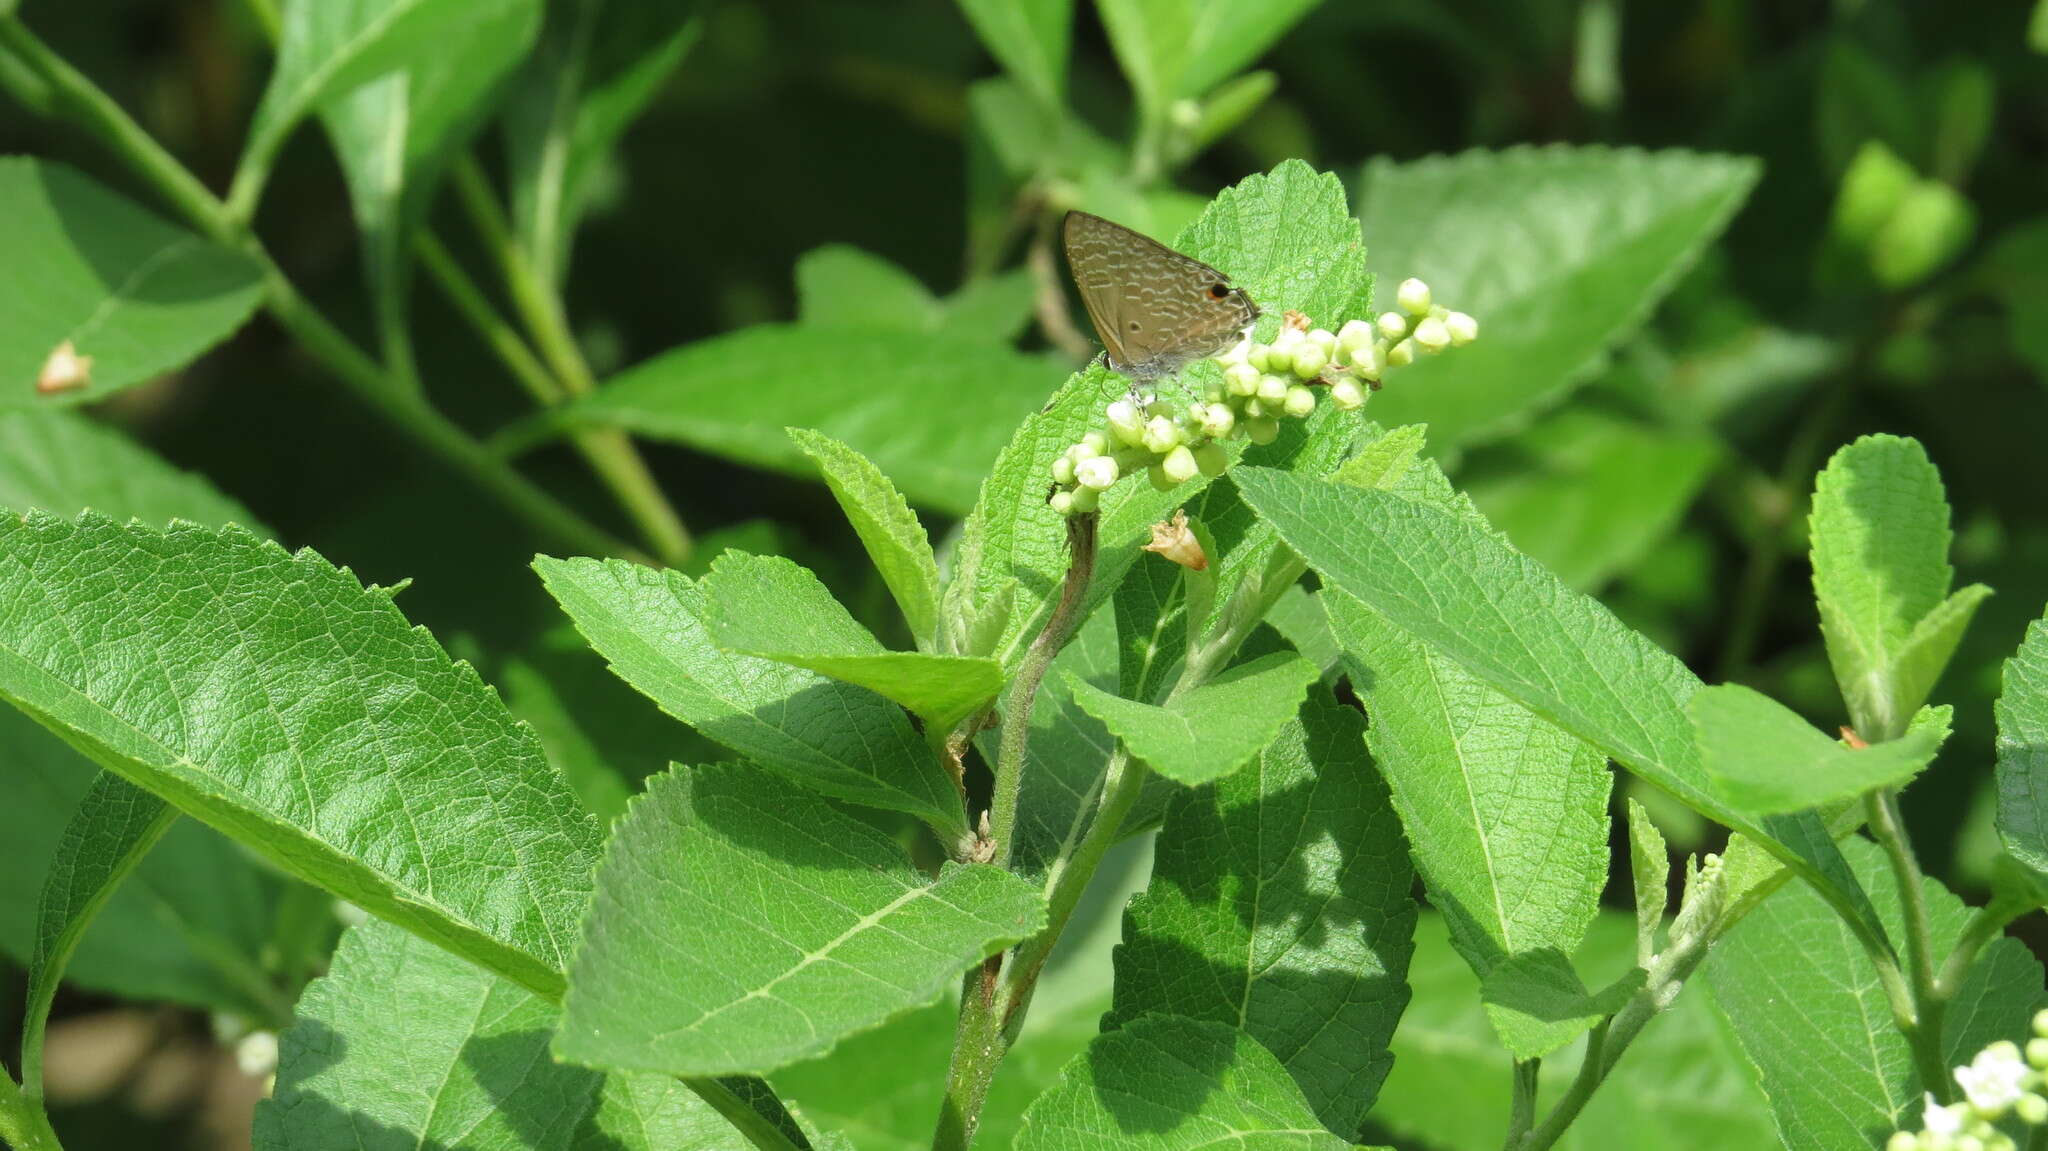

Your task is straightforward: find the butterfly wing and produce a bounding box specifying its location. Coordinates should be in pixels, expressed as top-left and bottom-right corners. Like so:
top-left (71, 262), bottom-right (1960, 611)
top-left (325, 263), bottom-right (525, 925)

top-left (1063, 211), bottom-right (1258, 380)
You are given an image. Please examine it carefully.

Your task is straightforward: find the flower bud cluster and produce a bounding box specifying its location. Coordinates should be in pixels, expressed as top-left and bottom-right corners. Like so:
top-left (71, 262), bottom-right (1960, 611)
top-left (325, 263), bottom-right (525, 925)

top-left (1046, 279), bottom-right (1477, 516)
top-left (1888, 1012), bottom-right (2048, 1151)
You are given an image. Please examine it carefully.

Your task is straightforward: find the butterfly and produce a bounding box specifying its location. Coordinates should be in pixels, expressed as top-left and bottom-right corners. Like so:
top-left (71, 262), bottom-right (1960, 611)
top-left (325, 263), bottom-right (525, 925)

top-left (1062, 211), bottom-right (1258, 385)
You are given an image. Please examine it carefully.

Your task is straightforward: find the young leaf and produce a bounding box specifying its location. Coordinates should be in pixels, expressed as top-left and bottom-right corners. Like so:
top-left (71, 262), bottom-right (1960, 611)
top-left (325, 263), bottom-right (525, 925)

top-left (1065, 652), bottom-right (1317, 786)
top-left (0, 514), bottom-right (601, 998)
top-left (564, 325), bottom-right (1061, 515)
top-left (0, 160), bottom-right (262, 407)
top-left (555, 765), bottom-right (1044, 1077)
top-left (1233, 468), bottom-right (1886, 939)
top-left (535, 556), bottom-right (967, 838)
top-left (1810, 434), bottom-right (1989, 739)
top-left (1627, 799), bottom-right (1669, 966)
top-left (504, 0), bottom-right (703, 283)
top-left (1330, 591), bottom-right (1611, 976)
top-left (1693, 683), bottom-right (1946, 813)
top-left (796, 245), bottom-right (945, 331)
top-left (1362, 147), bottom-right (1760, 447)
top-left (701, 550), bottom-right (1001, 730)
top-left (1014, 1014), bottom-right (1361, 1151)
top-left (1108, 686), bottom-right (1417, 1138)
top-left (789, 428), bottom-right (944, 648)
top-left (954, 0), bottom-right (1073, 109)
top-left (1706, 837), bottom-right (2047, 1147)
top-left (255, 918), bottom-right (831, 1151)
top-left (1479, 950), bottom-right (1644, 1061)
top-left (1462, 409), bottom-right (1720, 591)
top-left (1096, 0), bottom-right (1324, 114)
top-left (1996, 609), bottom-right (2048, 893)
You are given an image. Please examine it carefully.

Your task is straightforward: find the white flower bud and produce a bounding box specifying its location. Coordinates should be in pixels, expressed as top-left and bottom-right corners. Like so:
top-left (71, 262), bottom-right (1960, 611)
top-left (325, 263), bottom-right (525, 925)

top-left (1160, 445), bottom-right (1199, 484)
top-left (1349, 341), bottom-right (1385, 377)
top-left (1076, 455), bottom-right (1120, 490)
top-left (1246, 416), bottom-right (1280, 445)
top-left (1308, 328), bottom-right (1338, 356)
top-left (1445, 311), bottom-right (1479, 345)
top-left (1200, 403), bottom-right (1236, 438)
top-left (1142, 415), bottom-right (1184, 453)
top-left (1067, 484), bottom-right (1099, 513)
top-left (1257, 374), bottom-right (1290, 404)
top-left (1214, 334), bottom-right (1254, 366)
top-left (1337, 318), bottom-right (1375, 352)
top-left (1048, 489), bottom-right (1076, 515)
top-left (1194, 441), bottom-right (1228, 476)
top-left (1330, 377), bottom-right (1367, 410)
top-left (1377, 311), bottom-right (1408, 339)
top-left (1225, 361), bottom-right (1261, 396)
top-left (1397, 277), bottom-right (1433, 315)
top-left (1413, 316), bottom-right (1451, 353)
top-left (1106, 399), bottom-right (1146, 445)
top-left (1247, 343), bottom-right (1275, 373)
top-left (1291, 343), bottom-right (1328, 378)
top-left (1052, 456), bottom-right (1076, 485)
top-left (1269, 325), bottom-right (1305, 358)
top-left (1283, 385), bottom-right (1316, 418)
top-left (1387, 339), bottom-right (1416, 367)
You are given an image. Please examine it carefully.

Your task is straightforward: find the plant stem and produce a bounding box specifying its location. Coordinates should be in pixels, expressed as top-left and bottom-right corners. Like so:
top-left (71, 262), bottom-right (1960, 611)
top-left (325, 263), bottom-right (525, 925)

top-left (0, 15), bottom-right (639, 561)
top-left (417, 234), bottom-right (567, 406)
top-left (1503, 1059), bottom-right (1542, 1150)
top-left (1936, 897), bottom-right (2031, 997)
top-left (0, 1072), bottom-right (62, 1151)
top-left (1865, 786), bottom-right (1953, 1101)
top-left (447, 158), bottom-right (695, 567)
top-left (683, 1077), bottom-right (810, 1151)
top-left (987, 513), bottom-right (1098, 868)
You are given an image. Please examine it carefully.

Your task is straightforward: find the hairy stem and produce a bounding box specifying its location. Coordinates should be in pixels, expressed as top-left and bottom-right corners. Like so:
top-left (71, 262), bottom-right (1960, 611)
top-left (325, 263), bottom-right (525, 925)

top-left (0, 1072), bottom-right (61, 1151)
top-left (987, 513), bottom-right (1098, 868)
top-left (1937, 897), bottom-right (2031, 998)
top-left (1865, 787), bottom-right (1952, 1101)
top-left (1504, 1059), bottom-right (1542, 1150)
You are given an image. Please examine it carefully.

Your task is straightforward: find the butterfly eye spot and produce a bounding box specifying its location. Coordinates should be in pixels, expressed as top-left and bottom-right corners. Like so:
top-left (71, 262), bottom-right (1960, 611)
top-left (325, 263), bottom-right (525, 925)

top-left (1208, 284), bottom-right (1230, 299)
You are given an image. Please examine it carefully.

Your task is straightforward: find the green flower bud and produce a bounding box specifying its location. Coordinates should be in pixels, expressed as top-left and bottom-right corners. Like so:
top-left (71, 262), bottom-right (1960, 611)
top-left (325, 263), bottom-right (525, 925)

top-left (1076, 455), bottom-right (1120, 490)
top-left (1956, 1135), bottom-right (1985, 1151)
top-left (2032, 1009), bottom-right (2048, 1039)
top-left (1142, 415), bottom-right (1184, 454)
top-left (1066, 484), bottom-right (1099, 514)
top-left (2018, 1094), bottom-right (2048, 1125)
top-left (1445, 311), bottom-right (1479, 345)
top-left (1200, 403), bottom-right (1236, 438)
top-left (1052, 455), bottom-right (1077, 485)
top-left (1387, 339), bottom-right (1416, 367)
top-left (1871, 181), bottom-right (1975, 288)
top-left (1144, 395), bottom-right (1177, 418)
top-left (1377, 311), bottom-right (1408, 339)
top-left (1291, 343), bottom-right (1329, 378)
top-left (1048, 489), bottom-right (1076, 516)
top-left (1833, 139), bottom-right (1919, 249)
top-left (1107, 398), bottom-right (1146, 445)
top-left (1148, 462), bottom-right (1180, 491)
top-left (1350, 341), bottom-right (1385, 377)
top-left (1225, 361), bottom-right (1262, 396)
top-left (1271, 326), bottom-right (1305, 354)
top-left (1066, 439), bottom-right (1100, 463)
top-left (1257, 373), bottom-right (1291, 404)
top-left (1337, 318), bottom-right (1374, 355)
top-left (1330, 377), bottom-right (1367, 410)
top-left (1246, 416), bottom-right (1281, 445)
top-left (1194, 441), bottom-right (1228, 477)
top-left (1283, 385), bottom-right (1316, 418)
top-left (1081, 430), bottom-right (1109, 454)
top-left (1887, 1134), bottom-right (1921, 1151)
top-left (1248, 343), bottom-right (1276, 373)
top-left (1308, 328), bottom-right (1338, 357)
top-left (2027, 1038), bottom-right (2048, 1069)
top-left (1161, 444), bottom-right (1199, 484)
top-left (1413, 316), bottom-right (1451, 353)
top-left (1244, 398), bottom-right (1266, 418)
top-left (1397, 277), bottom-right (1433, 315)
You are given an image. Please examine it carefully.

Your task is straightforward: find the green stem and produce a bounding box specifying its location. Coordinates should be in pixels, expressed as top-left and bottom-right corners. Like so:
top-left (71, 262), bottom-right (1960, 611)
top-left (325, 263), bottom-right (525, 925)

top-left (987, 513), bottom-right (1098, 868)
top-left (0, 1072), bottom-right (62, 1151)
top-left (1504, 1059), bottom-right (1541, 1150)
top-left (417, 234), bottom-right (566, 406)
top-left (683, 1077), bottom-right (810, 1151)
top-left (0, 14), bottom-right (638, 562)
top-left (1864, 787), bottom-right (1952, 1100)
top-left (447, 158), bottom-right (694, 567)
top-left (1936, 898), bottom-right (2032, 998)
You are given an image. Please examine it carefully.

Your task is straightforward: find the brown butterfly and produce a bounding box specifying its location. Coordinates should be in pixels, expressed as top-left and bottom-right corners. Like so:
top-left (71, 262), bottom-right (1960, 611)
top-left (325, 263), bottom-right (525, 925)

top-left (1062, 211), bottom-right (1258, 383)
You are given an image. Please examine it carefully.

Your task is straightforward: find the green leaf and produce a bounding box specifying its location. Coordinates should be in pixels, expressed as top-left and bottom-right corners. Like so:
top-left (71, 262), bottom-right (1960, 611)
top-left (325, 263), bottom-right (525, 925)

top-left (1264, 584), bottom-right (1341, 678)
top-left (535, 555), bottom-right (967, 838)
top-left (1693, 683), bottom-right (1945, 813)
top-left (504, 0), bottom-right (702, 284)
top-left (953, 0), bottom-right (1072, 108)
top-left (1361, 147), bottom-right (1760, 447)
top-left (1479, 950), bottom-right (1643, 1061)
top-left (1811, 434), bottom-right (1988, 740)
top-left (1330, 591), bottom-right (1611, 976)
top-left (1462, 409), bottom-right (1720, 591)
top-left (0, 514), bottom-right (601, 998)
top-left (1376, 912), bottom-right (1776, 1151)
top-left (311, 0), bottom-right (541, 322)
top-left (1066, 652), bottom-right (1317, 786)
top-left (1707, 836), bottom-right (2047, 1148)
top-left (701, 550), bottom-right (1001, 731)
top-left (1983, 218), bottom-right (2048, 379)
top-left (788, 428), bottom-right (944, 649)
top-left (1996, 609), bottom-right (2048, 892)
top-left (945, 160), bottom-right (1371, 672)
top-left (1627, 799), bottom-right (1668, 965)
top-left (0, 159), bottom-right (263, 407)
top-left (1232, 468), bottom-right (1885, 937)
top-left (1096, 0), bottom-right (1325, 111)
top-left (796, 245), bottom-right (946, 332)
top-left (1108, 686), bottom-right (1416, 1138)
top-left (22, 771), bottom-right (177, 1086)
top-left (0, 406), bottom-right (263, 529)
top-left (1014, 1014), bottom-right (1357, 1150)
top-left (555, 765), bottom-right (1045, 1077)
top-left (566, 326), bottom-right (1060, 515)
top-left (255, 917), bottom-right (825, 1151)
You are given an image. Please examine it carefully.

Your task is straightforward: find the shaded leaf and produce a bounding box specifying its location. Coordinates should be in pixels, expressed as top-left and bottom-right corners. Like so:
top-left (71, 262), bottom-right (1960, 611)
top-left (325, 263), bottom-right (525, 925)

top-left (1693, 683), bottom-right (1946, 813)
top-left (1065, 652), bottom-right (1317, 786)
top-left (1996, 609), bottom-right (2048, 894)
top-left (1097, 0), bottom-right (1325, 111)
top-left (1479, 949), bottom-right (1643, 1060)
top-left (0, 406), bottom-right (262, 530)
top-left (954, 0), bottom-right (1073, 108)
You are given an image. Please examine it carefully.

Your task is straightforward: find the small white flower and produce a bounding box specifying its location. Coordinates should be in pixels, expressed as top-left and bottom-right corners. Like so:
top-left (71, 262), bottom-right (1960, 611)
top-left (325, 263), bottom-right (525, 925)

top-left (1396, 277), bottom-right (1433, 316)
top-left (1445, 310), bottom-right (1480, 345)
top-left (1270, 326), bottom-right (1305, 356)
top-left (1925, 1093), bottom-right (1967, 1136)
top-left (1076, 455), bottom-right (1120, 491)
top-left (1376, 311), bottom-right (1408, 339)
top-left (235, 1031), bottom-right (280, 1079)
top-left (1956, 1042), bottom-right (2031, 1115)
